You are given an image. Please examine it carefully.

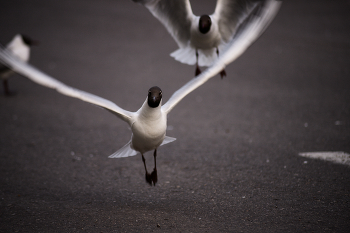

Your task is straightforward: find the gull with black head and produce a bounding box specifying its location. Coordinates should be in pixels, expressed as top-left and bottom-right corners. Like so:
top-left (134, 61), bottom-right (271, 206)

top-left (132, 0), bottom-right (281, 77)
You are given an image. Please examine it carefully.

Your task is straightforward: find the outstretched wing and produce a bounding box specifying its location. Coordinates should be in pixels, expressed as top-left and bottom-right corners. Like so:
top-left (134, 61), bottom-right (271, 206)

top-left (0, 45), bottom-right (135, 125)
top-left (132, 0), bottom-right (193, 49)
top-left (162, 0), bottom-right (281, 114)
top-left (213, 0), bottom-right (279, 43)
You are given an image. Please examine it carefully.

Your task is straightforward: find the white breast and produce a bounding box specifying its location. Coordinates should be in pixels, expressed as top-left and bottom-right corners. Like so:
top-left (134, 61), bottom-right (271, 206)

top-left (130, 99), bottom-right (167, 154)
top-left (190, 16), bottom-right (222, 50)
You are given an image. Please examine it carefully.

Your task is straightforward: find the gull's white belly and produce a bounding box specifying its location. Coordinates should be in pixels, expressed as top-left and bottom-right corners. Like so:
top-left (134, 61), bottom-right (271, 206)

top-left (130, 116), bottom-right (167, 154)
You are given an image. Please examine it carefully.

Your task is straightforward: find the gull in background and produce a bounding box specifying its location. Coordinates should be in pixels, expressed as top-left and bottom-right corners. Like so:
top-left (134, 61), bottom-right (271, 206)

top-left (0, 34), bottom-right (38, 96)
top-left (132, 0), bottom-right (281, 77)
top-left (0, 3), bottom-right (279, 185)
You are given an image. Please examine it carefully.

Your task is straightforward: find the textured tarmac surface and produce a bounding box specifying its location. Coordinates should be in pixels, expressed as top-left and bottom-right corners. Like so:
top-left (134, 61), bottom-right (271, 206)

top-left (1, 0), bottom-right (350, 232)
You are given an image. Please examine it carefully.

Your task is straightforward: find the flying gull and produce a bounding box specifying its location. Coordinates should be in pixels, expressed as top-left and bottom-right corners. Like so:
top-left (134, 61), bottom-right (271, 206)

top-left (132, 0), bottom-right (281, 77)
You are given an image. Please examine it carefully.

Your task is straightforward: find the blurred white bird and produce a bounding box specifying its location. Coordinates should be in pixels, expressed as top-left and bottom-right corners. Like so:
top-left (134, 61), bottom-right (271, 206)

top-left (132, 0), bottom-right (281, 77)
top-left (0, 34), bottom-right (38, 96)
top-left (0, 5), bottom-right (278, 184)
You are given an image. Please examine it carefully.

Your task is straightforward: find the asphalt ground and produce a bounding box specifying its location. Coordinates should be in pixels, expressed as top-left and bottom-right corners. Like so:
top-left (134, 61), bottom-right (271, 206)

top-left (0, 0), bottom-right (349, 232)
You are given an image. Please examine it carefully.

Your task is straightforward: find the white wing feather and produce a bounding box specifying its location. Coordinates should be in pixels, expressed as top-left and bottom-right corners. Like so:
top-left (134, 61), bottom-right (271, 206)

top-left (162, 0), bottom-right (281, 114)
top-left (132, 0), bottom-right (193, 49)
top-left (0, 46), bottom-right (135, 125)
top-left (213, 0), bottom-right (264, 42)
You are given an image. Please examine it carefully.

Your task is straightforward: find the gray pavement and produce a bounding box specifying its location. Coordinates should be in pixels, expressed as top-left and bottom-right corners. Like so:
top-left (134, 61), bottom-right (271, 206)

top-left (0, 0), bottom-right (349, 232)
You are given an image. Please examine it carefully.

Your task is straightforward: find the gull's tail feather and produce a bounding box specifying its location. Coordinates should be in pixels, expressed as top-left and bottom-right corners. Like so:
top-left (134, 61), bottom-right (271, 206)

top-left (170, 47), bottom-right (196, 66)
top-left (109, 141), bottom-right (138, 158)
top-left (160, 136), bottom-right (176, 146)
top-left (170, 44), bottom-right (228, 67)
top-left (171, 47), bottom-right (218, 67)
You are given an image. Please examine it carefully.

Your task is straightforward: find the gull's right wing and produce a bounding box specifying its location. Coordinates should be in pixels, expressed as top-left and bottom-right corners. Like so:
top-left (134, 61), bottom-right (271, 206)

top-left (0, 45), bottom-right (135, 125)
top-left (162, 0), bottom-right (281, 114)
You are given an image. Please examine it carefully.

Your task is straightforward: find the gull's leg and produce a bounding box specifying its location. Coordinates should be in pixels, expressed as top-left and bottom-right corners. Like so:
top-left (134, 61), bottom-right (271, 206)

top-left (195, 49), bottom-right (201, 77)
top-left (217, 48), bottom-right (226, 79)
top-left (142, 154), bottom-right (152, 185)
top-left (151, 149), bottom-right (158, 185)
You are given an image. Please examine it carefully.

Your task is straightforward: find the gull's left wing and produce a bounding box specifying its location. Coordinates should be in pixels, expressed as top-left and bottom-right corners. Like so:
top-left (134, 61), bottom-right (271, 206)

top-left (213, 0), bottom-right (276, 43)
top-left (162, 0), bottom-right (281, 114)
top-left (0, 45), bottom-right (135, 125)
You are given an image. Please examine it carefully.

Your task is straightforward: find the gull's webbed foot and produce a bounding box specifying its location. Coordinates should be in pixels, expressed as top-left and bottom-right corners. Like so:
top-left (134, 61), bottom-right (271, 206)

top-left (220, 69), bottom-right (226, 79)
top-left (151, 168), bottom-right (157, 186)
top-left (145, 172), bottom-right (153, 186)
top-left (195, 65), bottom-right (201, 77)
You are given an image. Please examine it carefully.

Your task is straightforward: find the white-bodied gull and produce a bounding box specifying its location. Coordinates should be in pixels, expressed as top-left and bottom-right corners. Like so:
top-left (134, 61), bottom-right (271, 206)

top-left (132, 0), bottom-right (281, 77)
top-left (0, 7), bottom-right (278, 184)
top-left (0, 34), bottom-right (38, 96)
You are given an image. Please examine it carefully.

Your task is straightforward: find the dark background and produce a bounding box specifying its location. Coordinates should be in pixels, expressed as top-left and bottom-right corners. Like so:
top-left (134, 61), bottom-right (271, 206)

top-left (1, 0), bottom-right (349, 232)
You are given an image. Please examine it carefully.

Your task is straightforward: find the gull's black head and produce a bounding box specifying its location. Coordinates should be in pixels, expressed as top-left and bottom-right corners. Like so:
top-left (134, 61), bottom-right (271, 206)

top-left (20, 34), bottom-right (39, 46)
top-left (147, 86), bottom-right (162, 108)
top-left (199, 15), bottom-right (211, 34)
